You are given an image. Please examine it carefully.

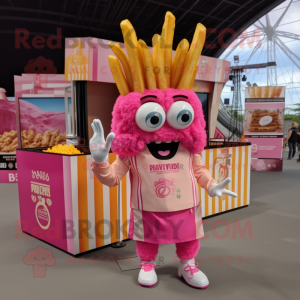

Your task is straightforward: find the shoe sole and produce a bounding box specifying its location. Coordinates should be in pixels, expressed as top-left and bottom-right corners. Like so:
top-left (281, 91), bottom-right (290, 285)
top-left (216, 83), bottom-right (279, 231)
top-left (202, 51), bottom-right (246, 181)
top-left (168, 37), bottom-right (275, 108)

top-left (138, 281), bottom-right (157, 287)
top-left (179, 275), bottom-right (209, 289)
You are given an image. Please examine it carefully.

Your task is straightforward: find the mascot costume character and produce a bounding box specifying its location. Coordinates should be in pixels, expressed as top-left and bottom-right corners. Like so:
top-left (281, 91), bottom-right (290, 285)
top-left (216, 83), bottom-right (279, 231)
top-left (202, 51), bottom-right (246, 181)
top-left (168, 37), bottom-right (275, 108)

top-left (90, 11), bottom-right (237, 288)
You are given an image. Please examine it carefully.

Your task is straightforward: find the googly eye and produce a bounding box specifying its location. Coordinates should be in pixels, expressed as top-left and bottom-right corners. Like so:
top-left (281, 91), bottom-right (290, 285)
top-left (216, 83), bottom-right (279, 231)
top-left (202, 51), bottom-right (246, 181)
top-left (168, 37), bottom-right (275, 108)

top-left (167, 101), bottom-right (194, 129)
top-left (135, 102), bottom-right (166, 132)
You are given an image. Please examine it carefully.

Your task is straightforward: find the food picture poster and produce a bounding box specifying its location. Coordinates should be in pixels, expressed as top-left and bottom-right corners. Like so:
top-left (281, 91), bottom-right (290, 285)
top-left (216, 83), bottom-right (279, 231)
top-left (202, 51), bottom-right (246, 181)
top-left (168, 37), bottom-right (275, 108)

top-left (0, 96), bottom-right (18, 171)
top-left (244, 86), bottom-right (285, 163)
top-left (0, 97), bottom-right (17, 154)
top-left (244, 87), bottom-right (285, 137)
top-left (19, 98), bottom-right (70, 149)
top-left (244, 102), bottom-right (285, 136)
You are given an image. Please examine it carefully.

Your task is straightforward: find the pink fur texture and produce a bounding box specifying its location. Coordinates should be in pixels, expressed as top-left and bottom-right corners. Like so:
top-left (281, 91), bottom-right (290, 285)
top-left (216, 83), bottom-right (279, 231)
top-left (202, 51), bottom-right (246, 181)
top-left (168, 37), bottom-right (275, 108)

top-left (136, 241), bottom-right (159, 262)
top-left (111, 88), bottom-right (207, 156)
top-left (176, 239), bottom-right (200, 259)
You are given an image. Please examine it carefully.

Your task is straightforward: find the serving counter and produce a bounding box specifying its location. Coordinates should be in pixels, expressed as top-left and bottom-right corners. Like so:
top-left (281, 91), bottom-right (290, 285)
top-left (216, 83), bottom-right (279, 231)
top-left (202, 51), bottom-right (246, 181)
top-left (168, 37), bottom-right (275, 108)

top-left (17, 148), bottom-right (129, 255)
top-left (17, 142), bottom-right (251, 255)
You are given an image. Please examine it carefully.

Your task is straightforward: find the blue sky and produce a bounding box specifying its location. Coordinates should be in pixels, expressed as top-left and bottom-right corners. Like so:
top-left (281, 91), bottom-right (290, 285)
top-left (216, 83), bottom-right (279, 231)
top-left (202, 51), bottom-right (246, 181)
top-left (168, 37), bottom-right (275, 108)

top-left (20, 98), bottom-right (71, 112)
top-left (220, 0), bottom-right (300, 109)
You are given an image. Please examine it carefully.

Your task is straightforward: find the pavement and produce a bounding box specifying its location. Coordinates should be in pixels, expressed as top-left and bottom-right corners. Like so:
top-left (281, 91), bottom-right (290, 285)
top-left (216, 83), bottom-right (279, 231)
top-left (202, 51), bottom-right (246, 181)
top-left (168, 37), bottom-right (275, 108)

top-left (0, 153), bottom-right (299, 300)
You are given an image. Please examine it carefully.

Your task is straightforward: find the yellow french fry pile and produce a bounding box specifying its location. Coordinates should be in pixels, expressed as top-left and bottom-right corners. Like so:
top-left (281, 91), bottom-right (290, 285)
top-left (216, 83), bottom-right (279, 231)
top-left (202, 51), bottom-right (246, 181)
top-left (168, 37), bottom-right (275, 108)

top-left (108, 11), bottom-right (207, 94)
top-left (43, 144), bottom-right (82, 155)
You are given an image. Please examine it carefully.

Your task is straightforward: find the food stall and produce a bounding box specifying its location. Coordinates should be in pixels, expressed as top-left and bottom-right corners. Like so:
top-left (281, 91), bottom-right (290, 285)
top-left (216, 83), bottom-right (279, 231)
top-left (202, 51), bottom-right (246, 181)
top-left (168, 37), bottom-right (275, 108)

top-left (16, 37), bottom-right (251, 255)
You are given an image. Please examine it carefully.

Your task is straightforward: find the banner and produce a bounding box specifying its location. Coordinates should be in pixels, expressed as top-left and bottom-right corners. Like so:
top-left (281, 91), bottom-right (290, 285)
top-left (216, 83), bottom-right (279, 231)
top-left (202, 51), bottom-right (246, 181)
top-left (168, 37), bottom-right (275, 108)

top-left (244, 86), bottom-right (285, 171)
top-left (245, 137), bottom-right (283, 159)
top-left (0, 89), bottom-right (17, 182)
top-left (64, 37), bottom-right (231, 84)
top-left (251, 159), bottom-right (283, 172)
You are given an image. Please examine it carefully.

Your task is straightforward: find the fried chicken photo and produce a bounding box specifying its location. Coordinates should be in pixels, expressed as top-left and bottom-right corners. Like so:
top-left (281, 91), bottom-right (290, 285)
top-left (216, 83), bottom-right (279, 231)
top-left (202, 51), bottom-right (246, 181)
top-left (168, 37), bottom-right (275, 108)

top-left (41, 130), bottom-right (52, 147)
top-left (28, 128), bottom-right (35, 143)
top-left (49, 129), bottom-right (59, 146)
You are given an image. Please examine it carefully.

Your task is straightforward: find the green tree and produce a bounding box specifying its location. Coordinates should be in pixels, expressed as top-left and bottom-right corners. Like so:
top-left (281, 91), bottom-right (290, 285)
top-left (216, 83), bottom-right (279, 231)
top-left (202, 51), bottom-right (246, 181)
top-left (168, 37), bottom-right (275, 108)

top-left (285, 103), bottom-right (300, 124)
top-left (225, 105), bottom-right (244, 121)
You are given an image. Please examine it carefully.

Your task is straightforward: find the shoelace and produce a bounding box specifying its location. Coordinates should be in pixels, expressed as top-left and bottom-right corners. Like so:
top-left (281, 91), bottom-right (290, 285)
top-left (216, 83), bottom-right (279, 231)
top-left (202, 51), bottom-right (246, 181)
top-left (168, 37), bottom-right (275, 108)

top-left (138, 263), bottom-right (156, 272)
top-left (183, 262), bottom-right (200, 279)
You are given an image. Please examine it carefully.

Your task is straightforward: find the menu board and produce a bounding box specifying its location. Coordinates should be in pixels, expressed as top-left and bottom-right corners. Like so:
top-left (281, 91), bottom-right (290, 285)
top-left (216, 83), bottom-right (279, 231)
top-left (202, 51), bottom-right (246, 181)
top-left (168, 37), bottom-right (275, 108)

top-left (244, 86), bottom-right (285, 171)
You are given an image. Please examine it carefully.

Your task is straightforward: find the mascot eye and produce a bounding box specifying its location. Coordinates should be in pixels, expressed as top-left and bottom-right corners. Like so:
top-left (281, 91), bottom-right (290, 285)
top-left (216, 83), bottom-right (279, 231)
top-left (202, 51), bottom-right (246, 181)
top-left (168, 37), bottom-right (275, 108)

top-left (135, 102), bottom-right (166, 132)
top-left (167, 101), bottom-right (194, 129)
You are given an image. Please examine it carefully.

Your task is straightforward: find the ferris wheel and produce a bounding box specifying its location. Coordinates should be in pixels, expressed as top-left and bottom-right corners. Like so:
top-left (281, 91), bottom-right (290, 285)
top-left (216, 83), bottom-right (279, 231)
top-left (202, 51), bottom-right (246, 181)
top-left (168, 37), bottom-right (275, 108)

top-left (220, 0), bottom-right (300, 107)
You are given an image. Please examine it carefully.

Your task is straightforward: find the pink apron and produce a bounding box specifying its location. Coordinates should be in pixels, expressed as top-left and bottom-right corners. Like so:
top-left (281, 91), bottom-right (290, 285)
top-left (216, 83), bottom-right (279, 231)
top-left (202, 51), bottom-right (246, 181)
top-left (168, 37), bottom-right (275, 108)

top-left (128, 206), bottom-right (204, 244)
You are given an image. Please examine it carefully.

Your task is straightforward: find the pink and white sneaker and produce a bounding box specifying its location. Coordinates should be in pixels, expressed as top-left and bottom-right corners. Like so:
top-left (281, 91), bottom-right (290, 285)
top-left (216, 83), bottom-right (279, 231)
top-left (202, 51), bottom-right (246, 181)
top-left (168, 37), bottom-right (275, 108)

top-left (138, 261), bottom-right (157, 287)
top-left (178, 258), bottom-right (209, 289)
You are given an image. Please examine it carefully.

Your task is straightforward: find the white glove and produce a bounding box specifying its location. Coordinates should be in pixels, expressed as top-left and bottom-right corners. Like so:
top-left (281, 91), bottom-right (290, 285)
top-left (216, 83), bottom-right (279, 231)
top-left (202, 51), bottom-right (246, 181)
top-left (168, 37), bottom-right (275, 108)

top-left (89, 119), bottom-right (115, 164)
top-left (208, 178), bottom-right (237, 198)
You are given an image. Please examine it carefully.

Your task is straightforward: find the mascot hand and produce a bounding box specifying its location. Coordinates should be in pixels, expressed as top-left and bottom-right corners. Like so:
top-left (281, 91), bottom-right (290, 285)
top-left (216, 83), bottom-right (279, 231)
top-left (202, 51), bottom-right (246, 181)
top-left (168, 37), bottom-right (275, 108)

top-left (89, 119), bottom-right (115, 164)
top-left (208, 178), bottom-right (237, 198)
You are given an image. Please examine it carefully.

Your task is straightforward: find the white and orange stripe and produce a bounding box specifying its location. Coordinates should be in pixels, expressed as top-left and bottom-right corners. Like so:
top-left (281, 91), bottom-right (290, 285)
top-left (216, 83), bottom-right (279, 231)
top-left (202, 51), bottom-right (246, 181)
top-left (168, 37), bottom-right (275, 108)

top-left (62, 154), bottom-right (131, 255)
top-left (199, 146), bottom-right (251, 218)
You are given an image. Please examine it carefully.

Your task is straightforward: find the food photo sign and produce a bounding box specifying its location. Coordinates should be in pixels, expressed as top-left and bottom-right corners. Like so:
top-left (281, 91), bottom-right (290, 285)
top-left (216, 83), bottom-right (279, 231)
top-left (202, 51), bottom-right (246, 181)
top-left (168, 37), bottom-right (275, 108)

top-left (244, 86), bottom-right (285, 171)
top-left (0, 89), bottom-right (18, 182)
top-left (18, 97), bottom-right (68, 149)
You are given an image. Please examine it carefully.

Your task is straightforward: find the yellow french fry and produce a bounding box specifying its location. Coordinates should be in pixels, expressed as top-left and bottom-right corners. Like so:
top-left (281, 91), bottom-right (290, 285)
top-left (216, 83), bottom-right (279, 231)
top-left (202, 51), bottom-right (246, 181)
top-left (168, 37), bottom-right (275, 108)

top-left (160, 11), bottom-right (175, 87)
top-left (152, 34), bottom-right (168, 91)
top-left (137, 41), bottom-right (146, 88)
top-left (152, 34), bottom-right (159, 88)
top-left (188, 66), bottom-right (198, 90)
top-left (177, 23), bottom-right (206, 90)
top-left (109, 42), bottom-right (134, 91)
top-left (108, 55), bottom-right (130, 96)
top-left (138, 39), bottom-right (157, 90)
top-left (171, 39), bottom-right (189, 88)
top-left (120, 20), bottom-right (145, 94)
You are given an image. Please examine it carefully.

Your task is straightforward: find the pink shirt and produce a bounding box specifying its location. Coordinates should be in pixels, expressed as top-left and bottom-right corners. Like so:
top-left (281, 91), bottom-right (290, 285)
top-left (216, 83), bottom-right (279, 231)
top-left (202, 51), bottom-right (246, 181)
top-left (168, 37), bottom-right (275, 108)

top-left (92, 145), bottom-right (215, 212)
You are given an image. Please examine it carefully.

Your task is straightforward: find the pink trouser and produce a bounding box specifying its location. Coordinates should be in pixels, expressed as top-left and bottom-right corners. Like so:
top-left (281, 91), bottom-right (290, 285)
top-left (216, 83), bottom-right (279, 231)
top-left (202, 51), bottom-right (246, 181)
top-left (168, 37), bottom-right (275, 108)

top-left (136, 239), bottom-right (200, 262)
